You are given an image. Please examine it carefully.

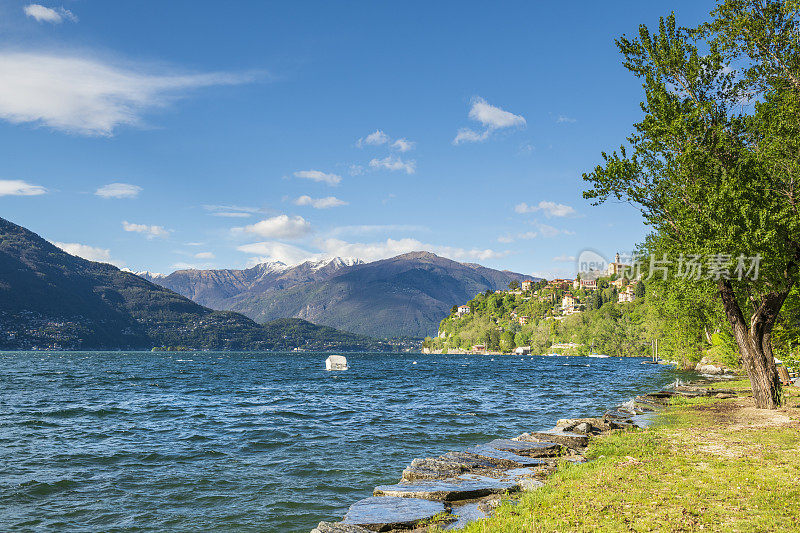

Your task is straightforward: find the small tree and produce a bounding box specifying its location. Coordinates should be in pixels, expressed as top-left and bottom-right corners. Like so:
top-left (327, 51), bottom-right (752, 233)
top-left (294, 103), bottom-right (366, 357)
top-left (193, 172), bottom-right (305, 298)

top-left (500, 331), bottom-right (515, 352)
top-left (489, 329), bottom-right (501, 350)
top-left (508, 279), bottom-right (520, 291)
top-left (635, 281), bottom-right (646, 299)
top-left (584, 6), bottom-right (800, 407)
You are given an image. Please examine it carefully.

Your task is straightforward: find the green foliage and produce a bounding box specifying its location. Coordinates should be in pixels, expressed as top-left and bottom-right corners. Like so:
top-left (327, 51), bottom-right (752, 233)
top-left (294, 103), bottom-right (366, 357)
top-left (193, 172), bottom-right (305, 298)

top-left (705, 330), bottom-right (741, 368)
top-left (430, 271), bottom-right (740, 363)
top-left (582, 5), bottom-right (800, 386)
top-left (429, 276), bottom-right (695, 357)
top-left (774, 286), bottom-right (800, 369)
top-left (635, 281), bottom-right (646, 298)
top-left (640, 271), bottom-right (726, 365)
top-left (558, 299), bottom-right (651, 357)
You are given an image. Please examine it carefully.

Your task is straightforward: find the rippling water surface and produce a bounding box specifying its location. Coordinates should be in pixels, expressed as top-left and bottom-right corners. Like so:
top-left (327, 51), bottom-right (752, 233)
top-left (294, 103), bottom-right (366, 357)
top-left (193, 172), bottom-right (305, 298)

top-left (1, 351), bottom-right (683, 531)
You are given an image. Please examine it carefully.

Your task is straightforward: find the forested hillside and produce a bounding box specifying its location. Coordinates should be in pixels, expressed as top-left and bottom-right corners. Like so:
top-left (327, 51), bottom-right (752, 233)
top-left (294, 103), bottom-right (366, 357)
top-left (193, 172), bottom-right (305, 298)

top-left (424, 267), bottom-right (799, 368)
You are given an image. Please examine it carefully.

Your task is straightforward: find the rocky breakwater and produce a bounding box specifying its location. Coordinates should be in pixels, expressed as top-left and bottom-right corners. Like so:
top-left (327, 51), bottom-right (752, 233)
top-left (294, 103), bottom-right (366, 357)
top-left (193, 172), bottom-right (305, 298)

top-left (310, 382), bottom-right (742, 532)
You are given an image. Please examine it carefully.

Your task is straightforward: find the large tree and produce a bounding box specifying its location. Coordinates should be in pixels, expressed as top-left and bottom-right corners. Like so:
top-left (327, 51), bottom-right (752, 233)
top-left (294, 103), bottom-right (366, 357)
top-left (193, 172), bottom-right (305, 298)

top-left (583, 2), bottom-right (800, 408)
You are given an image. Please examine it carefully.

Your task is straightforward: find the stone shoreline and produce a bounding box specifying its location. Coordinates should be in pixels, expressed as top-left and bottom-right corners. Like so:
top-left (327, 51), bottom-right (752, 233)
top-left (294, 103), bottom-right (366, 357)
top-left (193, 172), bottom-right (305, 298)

top-left (309, 380), bottom-right (742, 533)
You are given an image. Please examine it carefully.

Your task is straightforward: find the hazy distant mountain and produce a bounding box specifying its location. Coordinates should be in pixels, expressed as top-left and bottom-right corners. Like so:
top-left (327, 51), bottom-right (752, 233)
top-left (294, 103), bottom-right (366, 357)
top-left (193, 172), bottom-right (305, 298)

top-left (138, 257), bottom-right (362, 310)
top-left (0, 217), bottom-right (386, 351)
top-left (142, 251), bottom-right (535, 338)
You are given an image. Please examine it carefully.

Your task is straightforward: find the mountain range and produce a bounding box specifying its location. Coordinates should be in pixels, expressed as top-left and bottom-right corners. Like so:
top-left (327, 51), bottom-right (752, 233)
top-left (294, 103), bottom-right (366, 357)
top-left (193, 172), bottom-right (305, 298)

top-left (139, 252), bottom-right (534, 338)
top-left (0, 217), bottom-right (388, 351)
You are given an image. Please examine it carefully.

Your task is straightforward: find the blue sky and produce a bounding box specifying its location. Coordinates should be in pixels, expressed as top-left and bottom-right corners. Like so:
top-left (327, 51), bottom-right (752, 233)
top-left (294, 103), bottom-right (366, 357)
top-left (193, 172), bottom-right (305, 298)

top-left (0, 0), bottom-right (715, 278)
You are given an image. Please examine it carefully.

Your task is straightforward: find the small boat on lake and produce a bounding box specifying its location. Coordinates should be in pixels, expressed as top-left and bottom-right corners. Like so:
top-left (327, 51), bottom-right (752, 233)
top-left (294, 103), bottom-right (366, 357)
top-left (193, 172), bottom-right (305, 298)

top-left (325, 355), bottom-right (349, 371)
top-left (587, 354), bottom-right (610, 358)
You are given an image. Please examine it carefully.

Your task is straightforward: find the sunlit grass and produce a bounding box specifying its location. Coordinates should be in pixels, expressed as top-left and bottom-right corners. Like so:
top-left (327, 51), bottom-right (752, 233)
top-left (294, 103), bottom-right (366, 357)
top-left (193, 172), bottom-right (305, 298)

top-left (708, 379), bottom-right (751, 391)
top-left (438, 382), bottom-right (800, 532)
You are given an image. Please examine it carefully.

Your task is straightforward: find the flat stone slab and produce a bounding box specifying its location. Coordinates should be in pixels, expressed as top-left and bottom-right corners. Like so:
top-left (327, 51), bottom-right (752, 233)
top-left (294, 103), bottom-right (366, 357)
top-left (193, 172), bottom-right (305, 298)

top-left (464, 445), bottom-right (548, 467)
top-left (674, 385), bottom-right (712, 395)
top-left (517, 430), bottom-right (589, 449)
top-left (374, 476), bottom-right (517, 501)
top-left (311, 522), bottom-right (373, 533)
top-left (631, 401), bottom-right (659, 412)
top-left (402, 451), bottom-right (500, 481)
top-left (556, 417), bottom-right (635, 433)
top-left (487, 438), bottom-right (563, 457)
top-left (604, 409), bottom-right (636, 421)
top-left (341, 496), bottom-right (446, 531)
top-left (641, 392), bottom-right (675, 402)
top-left (444, 502), bottom-right (488, 530)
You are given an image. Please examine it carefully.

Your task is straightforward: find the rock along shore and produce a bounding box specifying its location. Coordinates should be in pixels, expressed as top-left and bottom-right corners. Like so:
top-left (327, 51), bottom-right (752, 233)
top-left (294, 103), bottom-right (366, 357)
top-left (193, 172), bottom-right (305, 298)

top-left (310, 380), bottom-right (742, 532)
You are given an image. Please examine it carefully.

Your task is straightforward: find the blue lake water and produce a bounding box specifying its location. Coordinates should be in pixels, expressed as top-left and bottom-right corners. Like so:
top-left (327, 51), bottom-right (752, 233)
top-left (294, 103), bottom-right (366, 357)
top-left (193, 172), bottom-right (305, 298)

top-left (0, 351), bottom-right (684, 532)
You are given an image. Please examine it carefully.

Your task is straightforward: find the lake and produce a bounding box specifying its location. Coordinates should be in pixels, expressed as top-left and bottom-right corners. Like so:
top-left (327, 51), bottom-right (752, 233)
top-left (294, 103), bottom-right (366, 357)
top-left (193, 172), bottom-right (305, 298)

top-left (0, 351), bottom-right (684, 532)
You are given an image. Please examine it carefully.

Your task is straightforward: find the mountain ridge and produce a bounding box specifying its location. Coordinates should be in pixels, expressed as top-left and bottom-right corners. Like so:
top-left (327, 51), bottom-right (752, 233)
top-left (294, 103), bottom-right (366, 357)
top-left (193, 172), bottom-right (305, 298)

top-left (141, 250), bottom-right (538, 338)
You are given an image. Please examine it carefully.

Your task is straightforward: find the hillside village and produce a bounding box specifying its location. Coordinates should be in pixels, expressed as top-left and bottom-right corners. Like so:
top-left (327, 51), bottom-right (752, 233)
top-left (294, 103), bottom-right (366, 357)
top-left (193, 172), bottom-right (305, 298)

top-left (422, 254), bottom-right (646, 356)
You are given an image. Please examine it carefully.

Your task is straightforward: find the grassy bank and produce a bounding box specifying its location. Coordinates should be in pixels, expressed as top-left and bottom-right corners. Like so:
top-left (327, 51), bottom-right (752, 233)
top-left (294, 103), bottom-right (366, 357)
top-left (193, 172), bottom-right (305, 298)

top-left (444, 381), bottom-right (800, 532)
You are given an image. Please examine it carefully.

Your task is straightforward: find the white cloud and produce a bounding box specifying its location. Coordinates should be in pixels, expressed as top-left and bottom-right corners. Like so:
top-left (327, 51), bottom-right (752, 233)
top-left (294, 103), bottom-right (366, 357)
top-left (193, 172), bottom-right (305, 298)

top-left (552, 254), bottom-right (576, 262)
top-left (194, 251), bottom-right (215, 259)
top-left (237, 241), bottom-right (319, 266)
top-left (122, 220), bottom-right (170, 239)
top-left (54, 241), bottom-right (125, 267)
top-left (556, 115), bottom-right (577, 124)
top-left (453, 97), bottom-right (525, 145)
top-left (293, 170), bottom-right (341, 186)
top-left (234, 214), bottom-right (312, 239)
top-left (514, 201), bottom-right (576, 218)
top-left (391, 138), bottom-right (415, 152)
top-left (536, 222), bottom-right (575, 238)
top-left (24, 4), bottom-right (77, 23)
top-left (369, 156), bottom-right (416, 174)
top-left (498, 231), bottom-right (538, 243)
top-left (469, 97), bottom-right (526, 129)
top-left (53, 241), bottom-right (118, 265)
top-left (357, 130), bottom-right (415, 152)
top-left (348, 164), bottom-right (365, 176)
top-left (203, 204), bottom-right (261, 218)
top-left (294, 195), bottom-right (348, 209)
top-left (356, 129), bottom-right (389, 147)
top-left (0, 179), bottom-right (47, 196)
top-left (0, 52), bottom-right (254, 136)
top-left (95, 182), bottom-right (141, 199)
top-left (498, 223), bottom-right (572, 243)
top-left (212, 211), bottom-right (252, 218)
top-left (453, 128), bottom-right (490, 144)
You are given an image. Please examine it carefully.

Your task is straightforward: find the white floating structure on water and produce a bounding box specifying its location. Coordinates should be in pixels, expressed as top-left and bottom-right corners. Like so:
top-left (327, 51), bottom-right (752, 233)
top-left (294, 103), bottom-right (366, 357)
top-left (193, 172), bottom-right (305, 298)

top-left (325, 355), bottom-right (349, 371)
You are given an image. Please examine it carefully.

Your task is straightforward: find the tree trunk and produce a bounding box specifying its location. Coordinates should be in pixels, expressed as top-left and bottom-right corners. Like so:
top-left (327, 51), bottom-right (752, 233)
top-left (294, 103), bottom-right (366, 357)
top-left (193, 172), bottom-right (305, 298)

top-left (717, 279), bottom-right (786, 409)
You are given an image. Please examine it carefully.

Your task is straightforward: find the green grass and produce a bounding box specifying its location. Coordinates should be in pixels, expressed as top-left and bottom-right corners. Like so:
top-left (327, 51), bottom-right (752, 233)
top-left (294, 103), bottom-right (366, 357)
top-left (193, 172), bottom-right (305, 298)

top-left (708, 379), bottom-right (752, 391)
top-left (438, 383), bottom-right (800, 532)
